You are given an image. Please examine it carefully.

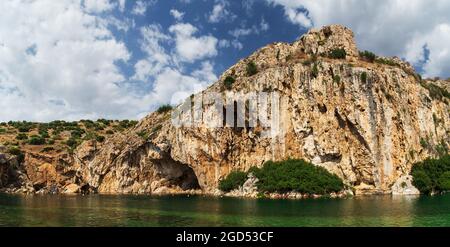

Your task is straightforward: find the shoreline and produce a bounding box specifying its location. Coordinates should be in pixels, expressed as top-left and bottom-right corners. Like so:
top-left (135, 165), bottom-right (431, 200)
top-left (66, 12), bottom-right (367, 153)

top-left (0, 189), bottom-right (425, 200)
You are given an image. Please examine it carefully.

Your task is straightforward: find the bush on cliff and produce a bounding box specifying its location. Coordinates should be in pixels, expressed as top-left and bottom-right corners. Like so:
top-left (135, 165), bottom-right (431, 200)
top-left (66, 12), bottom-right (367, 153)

top-left (246, 61), bottom-right (258, 76)
top-left (359, 50), bottom-right (376, 62)
top-left (28, 135), bottom-right (46, 145)
top-left (251, 159), bottom-right (344, 194)
top-left (219, 159), bottom-right (344, 195)
top-left (157, 104), bottom-right (173, 114)
top-left (224, 76), bottom-right (235, 90)
top-left (411, 154), bottom-right (450, 194)
top-left (7, 147), bottom-right (25, 164)
top-left (219, 171), bottom-right (248, 192)
top-left (328, 48), bottom-right (346, 59)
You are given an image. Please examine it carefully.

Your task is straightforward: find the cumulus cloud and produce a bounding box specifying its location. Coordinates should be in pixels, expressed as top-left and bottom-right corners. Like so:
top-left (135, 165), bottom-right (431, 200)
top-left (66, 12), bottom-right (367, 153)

top-left (170, 9), bottom-right (185, 21)
top-left (83, 0), bottom-right (115, 13)
top-left (118, 0), bottom-right (126, 12)
top-left (208, 0), bottom-right (236, 23)
top-left (0, 0), bottom-right (150, 121)
top-left (0, 0), bottom-right (221, 121)
top-left (131, 23), bottom-right (219, 107)
top-left (169, 23), bottom-right (218, 62)
top-left (132, 0), bottom-right (156, 16)
top-left (266, 0), bottom-right (450, 78)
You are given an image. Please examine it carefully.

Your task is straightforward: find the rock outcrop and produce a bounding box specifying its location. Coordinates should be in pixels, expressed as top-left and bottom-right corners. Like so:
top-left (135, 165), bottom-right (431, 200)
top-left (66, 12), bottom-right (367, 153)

top-left (78, 25), bottom-right (448, 195)
top-left (1, 25), bottom-right (449, 196)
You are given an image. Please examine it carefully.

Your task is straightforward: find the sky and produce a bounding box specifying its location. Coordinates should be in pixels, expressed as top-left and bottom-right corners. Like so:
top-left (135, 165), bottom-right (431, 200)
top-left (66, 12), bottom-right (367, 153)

top-left (0, 0), bottom-right (449, 122)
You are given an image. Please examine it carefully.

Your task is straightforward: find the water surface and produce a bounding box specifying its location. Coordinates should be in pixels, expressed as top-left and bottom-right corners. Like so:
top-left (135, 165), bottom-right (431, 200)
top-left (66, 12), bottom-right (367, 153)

top-left (1, 193), bottom-right (450, 226)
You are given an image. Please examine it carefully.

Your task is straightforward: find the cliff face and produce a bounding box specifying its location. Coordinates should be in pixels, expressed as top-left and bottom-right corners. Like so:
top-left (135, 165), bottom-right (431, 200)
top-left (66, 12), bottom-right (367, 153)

top-left (77, 25), bottom-right (449, 195)
top-left (1, 25), bottom-right (449, 196)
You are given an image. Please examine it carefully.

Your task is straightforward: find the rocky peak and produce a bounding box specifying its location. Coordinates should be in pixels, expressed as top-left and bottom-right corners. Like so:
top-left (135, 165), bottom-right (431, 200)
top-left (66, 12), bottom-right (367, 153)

top-left (295, 24), bottom-right (359, 57)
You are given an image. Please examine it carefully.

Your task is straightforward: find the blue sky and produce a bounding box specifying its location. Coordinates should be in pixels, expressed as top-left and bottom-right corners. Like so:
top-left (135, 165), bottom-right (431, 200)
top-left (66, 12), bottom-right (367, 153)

top-left (0, 0), bottom-right (449, 121)
top-left (113, 0), bottom-right (306, 81)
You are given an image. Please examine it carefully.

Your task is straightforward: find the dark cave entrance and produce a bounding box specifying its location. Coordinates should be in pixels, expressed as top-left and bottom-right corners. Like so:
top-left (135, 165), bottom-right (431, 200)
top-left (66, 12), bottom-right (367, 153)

top-left (174, 165), bottom-right (201, 190)
top-left (157, 159), bottom-right (201, 191)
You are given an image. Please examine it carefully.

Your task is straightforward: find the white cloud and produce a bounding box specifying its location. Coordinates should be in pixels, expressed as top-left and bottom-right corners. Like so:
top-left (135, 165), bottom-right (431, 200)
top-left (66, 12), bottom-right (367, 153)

top-left (229, 18), bottom-right (270, 38)
top-left (83, 0), bottom-right (115, 13)
top-left (229, 28), bottom-right (253, 39)
top-left (132, 25), bottom-right (171, 81)
top-left (0, 1), bottom-right (218, 121)
top-left (131, 23), bottom-right (219, 107)
top-left (208, 0), bottom-right (236, 23)
top-left (170, 9), bottom-right (185, 21)
top-left (152, 63), bottom-right (217, 105)
top-left (266, 0), bottom-right (450, 78)
top-left (0, 0), bottom-right (148, 121)
top-left (218, 39), bottom-right (231, 48)
top-left (118, 0), bottom-right (126, 12)
top-left (132, 0), bottom-right (155, 16)
top-left (260, 18), bottom-right (270, 31)
top-left (169, 23), bottom-right (218, 62)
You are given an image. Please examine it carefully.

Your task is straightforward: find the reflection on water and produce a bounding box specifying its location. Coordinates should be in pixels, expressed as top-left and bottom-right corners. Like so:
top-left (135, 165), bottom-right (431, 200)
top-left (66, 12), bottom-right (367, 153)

top-left (1, 193), bottom-right (450, 226)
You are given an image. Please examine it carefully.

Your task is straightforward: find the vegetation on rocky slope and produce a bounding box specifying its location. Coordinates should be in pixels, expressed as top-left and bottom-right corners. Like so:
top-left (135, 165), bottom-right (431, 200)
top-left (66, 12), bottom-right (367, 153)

top-left (411, 154), bottom-right (450, 194)
top-left (0, 119), bottom-right (137, 158)
top-left (218, 171), bottom-right (248, 192)
top-left (219, 159), bottom-right (344, 195)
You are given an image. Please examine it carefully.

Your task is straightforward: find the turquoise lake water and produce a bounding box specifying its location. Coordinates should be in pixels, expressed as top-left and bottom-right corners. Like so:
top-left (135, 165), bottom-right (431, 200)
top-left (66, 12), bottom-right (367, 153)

top-left (1, 193), bottom-right (450, 227)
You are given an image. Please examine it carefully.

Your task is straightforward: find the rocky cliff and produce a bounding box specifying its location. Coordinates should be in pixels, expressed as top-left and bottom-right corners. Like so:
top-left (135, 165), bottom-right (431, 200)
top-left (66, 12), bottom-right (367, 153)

top-left (1, 25), bottom-right (449, 196)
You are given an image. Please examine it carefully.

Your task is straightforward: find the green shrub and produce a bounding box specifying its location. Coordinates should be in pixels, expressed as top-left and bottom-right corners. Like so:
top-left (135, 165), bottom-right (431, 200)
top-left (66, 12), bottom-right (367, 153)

top-left (420, 82), bottom-right (450, 101)
top-left (329, 48), bottom-right (346, 59)
top-left (420, 138), bottom-right (429, 149)
top-left (436, 140), bottom-right (449, 157)
top-left (41, 147), bottom-right (54, 153)
top-left (375, 58), bottom-right (399, 67)
top-left (71, 129), bottom-right (85, 139)
top-left (219, 171), bottom-right (248, 192)
top-left (7, 147), bottom-right (25, 163)
top-left (246, 61), bottom-right (258, 76)
top-left (333, 75), bottom-right (341, 84)
top-left (252, 159), bottom-right (344, 194)
top-left (0, 128), bottom-right (6, 134)
top-left (359, 50), bottom-right (376, 62)
top-left (66, 138), bottom-right (79, 149)
top-left (106, 130), bottom-right (114, 135)
top-left (28, 135), bottom-right (46, 145)
top-left (412, 170), bottom-right (433, 194)
top-left (311, 63), bottom-right (319, 78)
top-left (157, 104), bottom-right (173, 114)
top-left (96, 135), bottom-right (105, 143)
top-left (438, 171), bottom-right (450, 191)
top-left (224, 76), bottom-right (236, 90)
top-left (16, 133), bottom-right (28, 140)
top-left (18, 126), bottom-right (31, 133)
top-left (119, 120), bottom-right (138, 128)
top-left (361, 72), bottom-right (368, 83)
top-left (411, 154), bottom-right (450, 194)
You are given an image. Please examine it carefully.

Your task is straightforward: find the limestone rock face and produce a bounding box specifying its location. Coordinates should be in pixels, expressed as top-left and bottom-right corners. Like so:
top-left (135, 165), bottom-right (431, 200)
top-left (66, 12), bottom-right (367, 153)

top-left (294, 25), bottom-right (359, 58)
top-left (391, 175), bottom-right (420, 195)
top-left (2, 25), bottom-right (448, 196)
top-left (78, 25), bottom-right (449, 195)
top-left (0, 150), bottom-right (34, 194)
top-left (0, 152), bottom-right (9, 187)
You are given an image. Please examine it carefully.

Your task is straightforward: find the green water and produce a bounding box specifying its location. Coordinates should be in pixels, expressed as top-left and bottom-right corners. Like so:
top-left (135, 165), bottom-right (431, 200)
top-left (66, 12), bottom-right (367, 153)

top-left (1, 193), bottom-right (450, 226)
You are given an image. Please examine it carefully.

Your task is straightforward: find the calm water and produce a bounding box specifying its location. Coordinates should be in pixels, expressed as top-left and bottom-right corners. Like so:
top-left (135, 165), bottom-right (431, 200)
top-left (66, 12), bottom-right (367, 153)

top-left (1, 193), bottom-right (450, 227)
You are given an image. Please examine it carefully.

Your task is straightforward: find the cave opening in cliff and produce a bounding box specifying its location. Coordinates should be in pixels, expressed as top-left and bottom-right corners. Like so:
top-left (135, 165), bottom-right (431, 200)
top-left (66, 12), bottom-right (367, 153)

top-left (159, 159), bottom-right (201, 191)
top-left (177, 165), bottom-right (201, 191)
